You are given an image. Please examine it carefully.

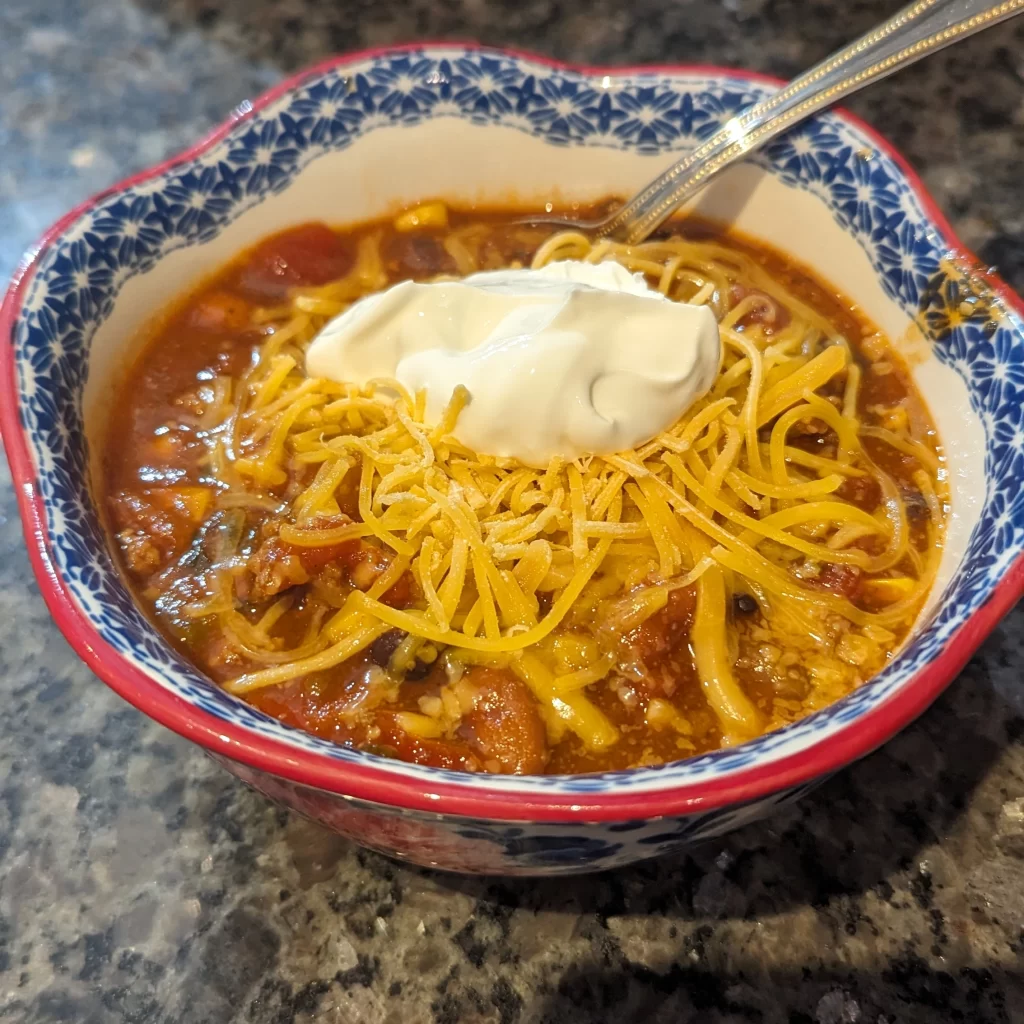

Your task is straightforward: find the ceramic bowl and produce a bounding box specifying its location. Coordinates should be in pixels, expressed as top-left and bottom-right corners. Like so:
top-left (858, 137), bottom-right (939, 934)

top-left (4, 45), bottom-right (1024, 876)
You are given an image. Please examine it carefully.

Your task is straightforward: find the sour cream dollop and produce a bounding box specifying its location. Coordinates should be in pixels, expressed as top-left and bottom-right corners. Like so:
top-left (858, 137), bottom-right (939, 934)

top-left (305, 260), bottom-right (721, 467)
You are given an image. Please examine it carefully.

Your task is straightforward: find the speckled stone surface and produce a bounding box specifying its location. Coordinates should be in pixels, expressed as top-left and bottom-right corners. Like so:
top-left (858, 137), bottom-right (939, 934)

top-left (2, 1), bottom-right (1024, 1021)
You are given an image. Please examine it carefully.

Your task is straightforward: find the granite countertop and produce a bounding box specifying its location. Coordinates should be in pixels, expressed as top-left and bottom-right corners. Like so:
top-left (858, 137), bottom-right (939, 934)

top-left (2, 1), bottom-right (1024, 1021)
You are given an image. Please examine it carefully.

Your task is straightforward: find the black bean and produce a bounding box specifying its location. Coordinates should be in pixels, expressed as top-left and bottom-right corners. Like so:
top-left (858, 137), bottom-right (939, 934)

top-left (369, 629), bottom-right (406, 667)
top-left (387, 235), bottom-right (452, 277)
top-left (404, 659), bottom-right (432, 681)
top-left (733, 593), bottom-right (758, 616)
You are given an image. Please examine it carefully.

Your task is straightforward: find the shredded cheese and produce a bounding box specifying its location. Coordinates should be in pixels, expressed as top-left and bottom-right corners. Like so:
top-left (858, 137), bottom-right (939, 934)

top-left (197, 228), bottom-right (946, 749)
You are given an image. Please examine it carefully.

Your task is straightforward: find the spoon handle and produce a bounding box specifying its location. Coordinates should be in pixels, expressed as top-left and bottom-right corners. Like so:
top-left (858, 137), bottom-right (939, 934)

top-left (606, 0), bottom-right (1024, 244)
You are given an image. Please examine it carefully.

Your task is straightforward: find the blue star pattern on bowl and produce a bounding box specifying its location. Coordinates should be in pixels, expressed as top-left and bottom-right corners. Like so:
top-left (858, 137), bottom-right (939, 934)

top-left (9, 48), bottom-right (1024, 870)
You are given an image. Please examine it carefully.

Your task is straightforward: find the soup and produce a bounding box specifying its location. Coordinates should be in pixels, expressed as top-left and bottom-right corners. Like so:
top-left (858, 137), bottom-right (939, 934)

top-left (102, 203), bottom-right (947, 775)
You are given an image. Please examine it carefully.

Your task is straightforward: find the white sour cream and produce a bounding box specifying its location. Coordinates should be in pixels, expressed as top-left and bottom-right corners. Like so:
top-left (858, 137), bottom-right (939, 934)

top-left (305, 260), bottom-right (721, 467)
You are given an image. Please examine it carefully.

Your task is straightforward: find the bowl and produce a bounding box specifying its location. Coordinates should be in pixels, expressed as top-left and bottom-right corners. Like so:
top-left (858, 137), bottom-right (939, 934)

top-left (4, 44), bottom-right (1024, 876)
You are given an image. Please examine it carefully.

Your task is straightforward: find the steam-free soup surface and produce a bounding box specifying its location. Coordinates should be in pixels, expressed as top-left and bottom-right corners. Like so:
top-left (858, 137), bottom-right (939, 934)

top-left (103, 203), bottom-right (946, 775)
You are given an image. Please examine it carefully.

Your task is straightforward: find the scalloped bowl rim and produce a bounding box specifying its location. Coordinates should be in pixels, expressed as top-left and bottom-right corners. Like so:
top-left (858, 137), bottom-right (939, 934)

top-left (3, 43), bottom-right (1024, 823)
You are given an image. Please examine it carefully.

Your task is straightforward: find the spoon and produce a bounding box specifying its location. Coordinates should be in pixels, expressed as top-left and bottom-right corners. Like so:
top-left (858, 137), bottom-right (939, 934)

top-left (522, 0), bottom-right (1024, 244)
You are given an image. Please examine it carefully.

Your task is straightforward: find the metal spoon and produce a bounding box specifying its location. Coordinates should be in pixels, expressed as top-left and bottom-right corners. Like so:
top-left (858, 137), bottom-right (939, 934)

top-left (523, 0), bottom-right (1024, 244)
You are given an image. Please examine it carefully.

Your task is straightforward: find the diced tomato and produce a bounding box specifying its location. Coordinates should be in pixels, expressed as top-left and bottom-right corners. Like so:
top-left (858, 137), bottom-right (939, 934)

top-left (234, 223), bottom-right (354, 301)
top-left (809, 563), bottom-right (863, 599)
top-left (459, 667), bottom-right (548, 774)
top-left (246, 684), bottom-right (307, 729)
top-left (374, 714), bottom-right (482, 772)
top-left (247, 655), bottom-right (389, 743)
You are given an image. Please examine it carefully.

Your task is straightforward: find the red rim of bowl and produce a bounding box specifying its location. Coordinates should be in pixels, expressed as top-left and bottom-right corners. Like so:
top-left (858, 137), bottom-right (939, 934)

top-left (3, 44), bottom-right (1023, 823)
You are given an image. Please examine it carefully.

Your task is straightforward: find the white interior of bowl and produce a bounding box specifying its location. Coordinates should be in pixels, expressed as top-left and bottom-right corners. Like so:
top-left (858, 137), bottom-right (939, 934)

top-left (84, 118), bottom-right (984, 622)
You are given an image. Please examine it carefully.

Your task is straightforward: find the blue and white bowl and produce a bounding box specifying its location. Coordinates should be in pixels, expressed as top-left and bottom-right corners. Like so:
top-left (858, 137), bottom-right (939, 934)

top-left (3, 45), bottom-right (1023, 875)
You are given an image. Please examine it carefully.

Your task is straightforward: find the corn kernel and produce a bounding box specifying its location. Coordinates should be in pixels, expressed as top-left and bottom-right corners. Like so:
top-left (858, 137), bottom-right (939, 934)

top-left (395, 712), bottom-right (444, 739)
top-left (393, 201), bottom-right (449, 232)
